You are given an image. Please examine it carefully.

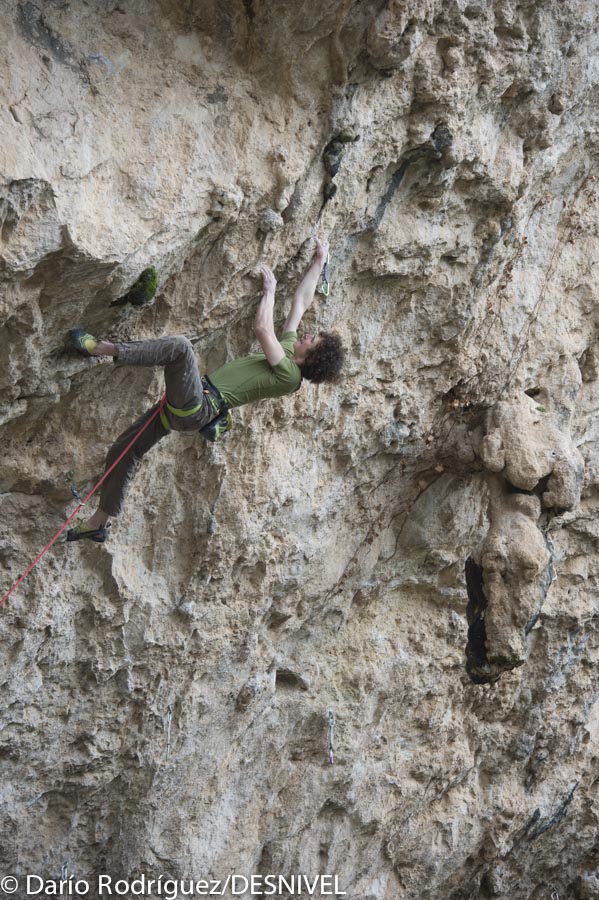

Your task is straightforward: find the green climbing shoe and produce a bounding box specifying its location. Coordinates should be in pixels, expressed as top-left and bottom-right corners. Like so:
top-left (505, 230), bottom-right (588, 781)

top-left (69, 328), bottom-right (98, 357)
top-left (66, 523), bottom-right (108, 544)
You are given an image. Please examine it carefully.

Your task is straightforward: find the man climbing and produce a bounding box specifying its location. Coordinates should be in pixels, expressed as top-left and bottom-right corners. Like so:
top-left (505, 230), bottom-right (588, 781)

top-left (66, 238), bottom-right (344, 543)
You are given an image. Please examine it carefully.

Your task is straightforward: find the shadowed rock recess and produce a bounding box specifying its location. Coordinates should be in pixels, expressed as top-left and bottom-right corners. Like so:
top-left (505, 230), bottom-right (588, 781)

top-left (3, 0), bottom-right (599, 896)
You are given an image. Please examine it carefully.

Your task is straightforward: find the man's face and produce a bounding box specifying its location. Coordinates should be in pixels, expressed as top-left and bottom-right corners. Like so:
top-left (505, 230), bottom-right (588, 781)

top-left (296, 333), bottom-right (319, 351)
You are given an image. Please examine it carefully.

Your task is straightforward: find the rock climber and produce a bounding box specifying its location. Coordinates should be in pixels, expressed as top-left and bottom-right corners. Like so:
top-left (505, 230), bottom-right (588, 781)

top-left (66, 238), bottom-right (344, 543)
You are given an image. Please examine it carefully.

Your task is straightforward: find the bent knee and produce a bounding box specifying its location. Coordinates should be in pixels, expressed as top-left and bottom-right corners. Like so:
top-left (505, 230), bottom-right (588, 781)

top-left (173, 335), bottom-right (193, 354)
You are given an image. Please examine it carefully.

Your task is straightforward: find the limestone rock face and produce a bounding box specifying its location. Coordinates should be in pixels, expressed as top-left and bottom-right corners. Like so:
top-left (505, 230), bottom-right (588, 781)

top-left (3, 0), bottom-right (599, 897)
top-left (480, 380), bottom-right (584, 509)
top-left (466, 493), bottom-right (552, 684)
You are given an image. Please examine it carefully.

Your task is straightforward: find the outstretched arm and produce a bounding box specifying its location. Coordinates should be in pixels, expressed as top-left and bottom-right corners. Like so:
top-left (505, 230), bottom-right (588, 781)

top-left (283, 237), bottom-right (329, 334)
top-left (255, 265), bottom-right (286, 367)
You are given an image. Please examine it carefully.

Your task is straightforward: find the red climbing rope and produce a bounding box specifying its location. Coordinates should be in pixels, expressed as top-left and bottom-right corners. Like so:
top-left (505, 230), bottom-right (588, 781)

top-left (0, 395), bottom-right (167, 609)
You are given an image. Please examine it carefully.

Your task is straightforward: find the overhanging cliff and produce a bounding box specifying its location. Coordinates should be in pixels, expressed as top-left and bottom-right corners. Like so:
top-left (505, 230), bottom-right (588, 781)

top-left (2, 1), bottom-right (599, 897)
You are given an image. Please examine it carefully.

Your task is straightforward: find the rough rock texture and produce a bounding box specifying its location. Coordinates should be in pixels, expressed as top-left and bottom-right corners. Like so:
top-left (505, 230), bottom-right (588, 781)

top-left (2, 0), bottom-right (599, 897)
top-left (480, 384), bottom-right (584, 509)
top-left (466, 492), bottom-right (552, 684)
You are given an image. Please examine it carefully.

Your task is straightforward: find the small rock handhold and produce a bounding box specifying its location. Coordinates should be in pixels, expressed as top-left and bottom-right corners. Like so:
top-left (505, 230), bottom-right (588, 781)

top-left (322, 131), bottom-right (360, 203)
top-left (236, 677), bottom-right (258, 711)
top-left (323, 132), bottom-right (360, 178)
top-left (464, 3), bottom-right (485, 18)
top-left (9, 104), bottom-right (26, 124)
top-left (275, 668), bottom-right (309, 691)
top-left (208, 185), bottom-right (244, 222)
top-left (176, 601), bottom-right (194, 620)
top-left (323, 143), bottom-right (344, 179)
top-left (441, 45), bottom-right (462, 72)
top-left (335, 128), bottom-right (360, 144)
top-left (257, 207), bottom-right (284, 235)
top-left (431, 123), bottom-right (453, 153)
top-left (111, 266), bottom-right (158, 307)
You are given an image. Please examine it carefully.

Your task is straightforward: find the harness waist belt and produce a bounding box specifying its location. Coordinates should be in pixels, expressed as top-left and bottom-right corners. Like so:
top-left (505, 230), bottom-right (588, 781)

top-left (159, 378), bottom-right (226, 431)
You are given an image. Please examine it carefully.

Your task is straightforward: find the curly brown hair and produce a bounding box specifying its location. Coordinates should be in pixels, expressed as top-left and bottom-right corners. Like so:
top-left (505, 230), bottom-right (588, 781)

top-left (300, 332), bottom-right (345, 384)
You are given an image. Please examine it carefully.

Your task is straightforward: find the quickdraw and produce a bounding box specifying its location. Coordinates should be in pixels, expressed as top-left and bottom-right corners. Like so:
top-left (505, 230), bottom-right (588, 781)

top-left (328, 710), bottom-right (335, 765)
top-left (165, 705), bottom-right (172, 761)
top-left (63, 470), bottom-right (83, 503)
top-left (316, 251), bottom-right (330, 297)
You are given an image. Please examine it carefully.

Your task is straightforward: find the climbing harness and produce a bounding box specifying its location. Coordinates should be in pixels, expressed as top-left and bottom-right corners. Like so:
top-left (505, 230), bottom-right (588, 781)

top-left (197, 377), bottom-right (233, 443)
top-left (316, 251), bottom-right (330, 297)
top-left (158, 377), bottom-right (232, 443)
top-left (328, 710), bottom-right (335, 765)
top-left (0, 395), bottom-right (168, 609)
top-left (200, 409), bottom-right (233, 443)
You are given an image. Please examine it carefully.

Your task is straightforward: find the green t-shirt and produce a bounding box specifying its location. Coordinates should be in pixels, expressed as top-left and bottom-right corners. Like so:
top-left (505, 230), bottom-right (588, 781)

top-left (208, 331), bottom-right (302, 408)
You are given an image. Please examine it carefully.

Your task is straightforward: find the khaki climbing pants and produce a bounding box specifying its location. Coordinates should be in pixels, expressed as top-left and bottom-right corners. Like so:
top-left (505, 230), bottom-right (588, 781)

top-left (99, 336), bottom-right (214, 517)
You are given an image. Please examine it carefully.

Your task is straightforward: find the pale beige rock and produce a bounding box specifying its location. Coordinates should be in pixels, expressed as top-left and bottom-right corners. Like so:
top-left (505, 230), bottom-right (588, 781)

top-left (467, 492), bottom-right (551, 682)
top-left (3, 0), bottom-right (599, 897)
top-left (480, 391), bottom-right (584, 509)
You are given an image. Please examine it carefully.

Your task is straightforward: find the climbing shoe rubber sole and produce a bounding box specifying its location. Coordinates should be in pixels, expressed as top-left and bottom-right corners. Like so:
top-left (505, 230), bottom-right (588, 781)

top-left (66, 525), bottom-right (108, 544)
top-left (69, 328), bottom-right (98, 357)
